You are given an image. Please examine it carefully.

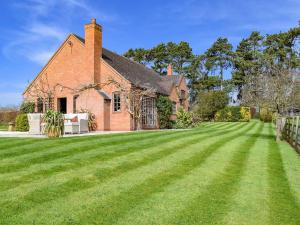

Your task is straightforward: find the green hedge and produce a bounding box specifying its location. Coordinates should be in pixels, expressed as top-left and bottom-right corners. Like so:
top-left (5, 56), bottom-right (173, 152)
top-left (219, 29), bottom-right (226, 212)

top-left (259, 108), bottom-right (273, 123)
top-left (156, 96), bottom-right (172, 129)
top-left (16, 114), bottom-right (29, 131)
top-left (215, 106), bottom-right (251, 122)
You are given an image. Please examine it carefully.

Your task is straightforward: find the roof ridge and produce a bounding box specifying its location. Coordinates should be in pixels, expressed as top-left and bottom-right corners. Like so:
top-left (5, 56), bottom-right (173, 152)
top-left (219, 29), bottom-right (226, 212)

top-left (102, 48), bottom-right (165, 81)
top-left (73, 33), bottom-right (177, 95)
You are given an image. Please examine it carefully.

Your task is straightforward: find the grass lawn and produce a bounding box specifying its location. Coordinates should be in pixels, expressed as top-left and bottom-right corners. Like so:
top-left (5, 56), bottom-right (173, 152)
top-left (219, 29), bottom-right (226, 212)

top-left (0, 124), bottom-right (8, 131)
top-left (0, 121), bottom-right (299, 225)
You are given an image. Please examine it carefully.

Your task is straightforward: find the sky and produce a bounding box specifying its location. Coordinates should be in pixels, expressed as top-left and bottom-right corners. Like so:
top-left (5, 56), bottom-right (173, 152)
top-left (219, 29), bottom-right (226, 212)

top-left (0, 0), bottom-right (299, 106)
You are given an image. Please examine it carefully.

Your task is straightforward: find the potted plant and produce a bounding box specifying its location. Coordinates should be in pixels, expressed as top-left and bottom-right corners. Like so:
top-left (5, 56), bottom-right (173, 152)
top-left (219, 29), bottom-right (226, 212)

top-left (43, 110), bottom-right (64, 138)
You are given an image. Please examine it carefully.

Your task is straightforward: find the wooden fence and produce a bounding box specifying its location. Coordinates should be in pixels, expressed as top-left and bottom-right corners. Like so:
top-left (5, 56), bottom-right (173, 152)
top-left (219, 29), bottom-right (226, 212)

top-left (279, 116), bottom-right (300, 153)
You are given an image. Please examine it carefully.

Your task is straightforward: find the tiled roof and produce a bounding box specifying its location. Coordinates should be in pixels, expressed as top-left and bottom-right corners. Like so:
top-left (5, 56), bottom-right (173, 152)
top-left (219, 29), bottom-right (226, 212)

top-left (162, 75), bottom-right (183, 86)
top-left (74, 34), bottom-right (183, 95)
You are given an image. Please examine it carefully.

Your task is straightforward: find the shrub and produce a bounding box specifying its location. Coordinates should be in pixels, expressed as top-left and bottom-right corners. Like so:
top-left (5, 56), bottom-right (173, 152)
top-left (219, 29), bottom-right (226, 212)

top-left (240, 107), bottom-right (251, 122)
top-left (15, 114), bottom-right (29, 131)
top-left (156, 96), bottom-right (172, 129)
top-left (20, 101), bottom-right (35, 114)
top-left (259, 108), bottom-right (273, 123)
top-left (43, 110), bottom-right (64, 138)
top-left (215, 106), bottom-right (251, 122)
top-left (175, 107), bottom-right (194, 129)
top-left (193, 91), bottom-right (229, 121)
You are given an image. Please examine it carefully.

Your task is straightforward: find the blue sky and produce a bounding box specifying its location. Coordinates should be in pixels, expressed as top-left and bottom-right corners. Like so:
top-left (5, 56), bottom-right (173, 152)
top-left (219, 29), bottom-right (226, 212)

top-left (0, 0), bottom-right (299, 106)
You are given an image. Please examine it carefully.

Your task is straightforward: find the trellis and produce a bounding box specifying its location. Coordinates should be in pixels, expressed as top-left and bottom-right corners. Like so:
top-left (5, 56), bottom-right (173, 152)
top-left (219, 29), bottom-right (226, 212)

top-left (142, 97), bottom-right (157, 129)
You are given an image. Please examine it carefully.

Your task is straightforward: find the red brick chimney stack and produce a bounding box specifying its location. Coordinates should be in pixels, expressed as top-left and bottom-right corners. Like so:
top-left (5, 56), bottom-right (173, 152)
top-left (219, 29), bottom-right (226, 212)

top-left (167, 64), bottom-right (173, 76)
top-left (85, 18), bottom-right (102, 84)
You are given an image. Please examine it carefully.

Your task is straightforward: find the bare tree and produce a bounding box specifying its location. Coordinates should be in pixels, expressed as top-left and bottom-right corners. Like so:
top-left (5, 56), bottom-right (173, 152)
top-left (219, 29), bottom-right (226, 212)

top-left (108, 78), bottom-right (156, 130)
top-left (26, 73), bottom-right (57, 110)
top-left (242, 64), bottom-right (299, 115)
top-left (26, 73), bottom-right (107, 111)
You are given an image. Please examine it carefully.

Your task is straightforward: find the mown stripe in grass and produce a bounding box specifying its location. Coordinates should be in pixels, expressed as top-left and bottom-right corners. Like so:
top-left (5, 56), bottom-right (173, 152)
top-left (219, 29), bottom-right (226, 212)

top-left (0, 123), bottom-right (236, 176)
top-left (0, 138), bottom-right (49, 150)
top-left (0, 124), bottom-right (240, 201)
top-left (71, 123), bottom-right (256, 224)
top-left (0, 128), bottom-right (204, 191)
top-left (0, 130), bottom-right (173, 159)
top-left (2, 123), bottom-right (232, 160)
top-left (0, 123), bottom-right (229, 154)
top-left (0, 131), bottom-right (186, 173)
top-left (0, 124), bottom-right (242, 218)
top-left (267, 123), bottom-right (300, 225)
top-left (171, 121), bottom-right (263, 225)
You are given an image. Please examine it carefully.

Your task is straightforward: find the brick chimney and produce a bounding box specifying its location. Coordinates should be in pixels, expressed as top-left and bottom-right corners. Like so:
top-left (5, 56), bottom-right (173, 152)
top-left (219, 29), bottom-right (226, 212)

top-left (167, 64), bottom-right (173, 76)
top-left (85, 18), bottom-right (102, 84)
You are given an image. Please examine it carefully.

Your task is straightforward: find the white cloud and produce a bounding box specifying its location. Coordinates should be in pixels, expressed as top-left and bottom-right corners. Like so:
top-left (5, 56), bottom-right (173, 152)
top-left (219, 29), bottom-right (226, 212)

top-left (2, 22), bottom-right (66, 65)
top-left (4, 0), bottom-right (117, 65)
top-left (27, 23), bottom-right (66, 40)
top-left (27, 50), bottom-right (55, 65)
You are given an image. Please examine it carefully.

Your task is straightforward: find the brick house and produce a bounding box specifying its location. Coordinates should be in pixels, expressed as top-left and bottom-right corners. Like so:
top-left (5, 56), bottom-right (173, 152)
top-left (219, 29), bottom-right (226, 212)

top-left (23, 19), bottom-right (189, 131)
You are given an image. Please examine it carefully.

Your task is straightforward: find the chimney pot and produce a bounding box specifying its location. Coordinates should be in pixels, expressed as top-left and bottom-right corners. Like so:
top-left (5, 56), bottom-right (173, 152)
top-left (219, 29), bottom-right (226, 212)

top-left (91, 18), bottom-right (96, 24)
top-left (167, 64), bottom-right (173, 76)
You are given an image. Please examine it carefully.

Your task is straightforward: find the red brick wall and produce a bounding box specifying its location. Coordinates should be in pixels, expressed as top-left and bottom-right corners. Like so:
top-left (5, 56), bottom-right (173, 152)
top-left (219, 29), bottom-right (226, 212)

top-left (23, 33), bottom-right (133, 131)
top-left (100, 60), bottom-right (132, 131)
top-left (23, 20), bottom-right (189, 131)
top-left (168, 77), bottom-right (189, 121)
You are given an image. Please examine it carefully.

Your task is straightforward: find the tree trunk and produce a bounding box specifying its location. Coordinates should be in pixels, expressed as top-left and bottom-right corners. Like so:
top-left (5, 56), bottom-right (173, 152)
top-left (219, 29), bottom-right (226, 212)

top-left (135, 117), bottom-right (142, 130)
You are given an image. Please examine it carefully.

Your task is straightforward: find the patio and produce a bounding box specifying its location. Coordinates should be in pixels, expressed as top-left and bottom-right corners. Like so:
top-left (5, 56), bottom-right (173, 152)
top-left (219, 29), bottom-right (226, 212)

top-left (0, 130), bottom-right (132, 138)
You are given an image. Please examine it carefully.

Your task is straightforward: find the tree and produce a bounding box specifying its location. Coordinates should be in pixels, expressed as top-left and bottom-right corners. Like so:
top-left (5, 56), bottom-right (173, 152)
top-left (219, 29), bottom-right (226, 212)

top-left (193, 90), bottom-right (229, 121)
top-left (205, 37), bottom-right (233, 90)
top-left (123, 48), bottom-right (150, 65)
top-left (186, 55), bottom-right (223, 103)
top-left (149, 43), bottom-right (169, 75)
top-left (124, 42), bottom-right (193, 76)
top-left (241, 62), bottom-right (299, 114)
top-left (264, 26), bottom-right (300, 69)
top-left (185, 55), bottom-right (206, 102)
top-left (166, 41), bottom-right (193, 75)
top-left (25, 73), bottom-right (56, 111)
top-left (232, 32), bottom-right (264, 99)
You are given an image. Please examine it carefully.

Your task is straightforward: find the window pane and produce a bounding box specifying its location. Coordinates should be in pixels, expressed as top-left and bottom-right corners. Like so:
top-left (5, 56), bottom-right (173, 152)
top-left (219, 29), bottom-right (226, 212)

top-left (37, 98), bottom-right (43, 113)
top-left (172, 102), bottom-right (176, 114)
top-left (113, 93), bottom-right (121, 112)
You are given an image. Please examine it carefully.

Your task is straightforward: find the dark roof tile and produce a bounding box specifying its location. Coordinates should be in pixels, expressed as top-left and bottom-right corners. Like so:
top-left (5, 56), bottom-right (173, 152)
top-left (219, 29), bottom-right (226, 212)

top-left (74, 34), bottom-right (182, 95)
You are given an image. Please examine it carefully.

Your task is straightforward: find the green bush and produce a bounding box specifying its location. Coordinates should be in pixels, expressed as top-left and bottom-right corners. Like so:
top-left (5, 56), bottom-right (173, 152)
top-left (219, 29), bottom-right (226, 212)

top-left (43, 110), bottom-right (64, 138)
top-left (193, 91), bottom-right (229, 121)
top-left (175, 107), bottom-right (194, 129)
top-left (20, 101), bottom-right (35, 114)
top-left (156, 96), bottom-right (172, 129)
top-left (215, 106), bottom-right (251, 122)
top-left (259, 108), bottom-right (273, 123)
top-left (15, 114), bottom-right (29, 131)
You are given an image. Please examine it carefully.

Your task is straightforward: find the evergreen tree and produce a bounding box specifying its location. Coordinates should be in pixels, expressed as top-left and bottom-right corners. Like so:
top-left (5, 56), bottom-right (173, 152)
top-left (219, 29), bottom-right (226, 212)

top-left (205, 37), bottom-right (233, 90)
top-left (232, 32), bottom-right (264, 99)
